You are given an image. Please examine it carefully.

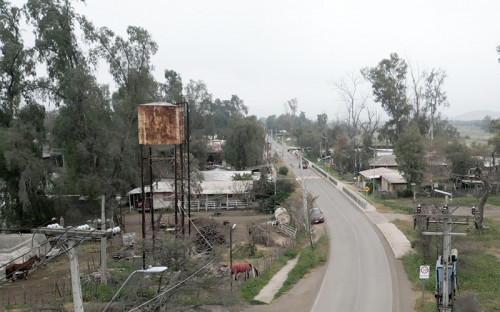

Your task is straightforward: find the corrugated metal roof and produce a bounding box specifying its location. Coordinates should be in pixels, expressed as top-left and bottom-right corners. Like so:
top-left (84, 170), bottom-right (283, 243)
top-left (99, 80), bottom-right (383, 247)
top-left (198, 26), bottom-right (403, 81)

top-left (369, 154), bottom-right (398, 167)
top-left (359, 167), bottom-right (406, 184)
top-left (202, 168), bottom-right (255, 181)
top-left (200, 181), bottom-right (253, 194)
top-left (127, 169), bottom-right (257, 195)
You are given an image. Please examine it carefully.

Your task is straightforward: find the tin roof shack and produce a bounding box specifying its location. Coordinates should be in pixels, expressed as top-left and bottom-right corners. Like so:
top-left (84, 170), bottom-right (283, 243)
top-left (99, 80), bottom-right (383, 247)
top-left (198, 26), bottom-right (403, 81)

top-left (127, 181), bottom-right (175, 212)
top-left (359, 167), bottom-right (407, 196)
top-left (127, 169), bottom-right (259, 211)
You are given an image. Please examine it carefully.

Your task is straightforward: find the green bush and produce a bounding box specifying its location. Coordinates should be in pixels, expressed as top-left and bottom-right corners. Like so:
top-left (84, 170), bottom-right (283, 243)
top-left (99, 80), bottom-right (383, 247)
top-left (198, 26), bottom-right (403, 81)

top-left (397, 188), bottom-right (414, 198)
top-left (278, 166), bottom-right (289, 176)
top-left (284, 248), bottom-right (298, 258)
top-left (275, 235), bottom-right (328, 298)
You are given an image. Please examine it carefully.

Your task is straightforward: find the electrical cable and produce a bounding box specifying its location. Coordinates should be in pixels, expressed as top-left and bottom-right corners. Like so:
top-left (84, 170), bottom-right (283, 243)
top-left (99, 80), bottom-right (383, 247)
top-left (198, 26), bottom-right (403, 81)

top-left (0, 226), bottom-right (98, 284)
top-left (127, 258), bottom-right (216, 312)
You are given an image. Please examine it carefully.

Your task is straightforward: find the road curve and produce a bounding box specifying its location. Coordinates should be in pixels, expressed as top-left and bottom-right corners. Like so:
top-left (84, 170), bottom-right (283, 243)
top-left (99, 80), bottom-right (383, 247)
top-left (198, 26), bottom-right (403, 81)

top-left (276, 142), bottom-right (394, 312)
top-left (308, 175), bottom-right (392, 311)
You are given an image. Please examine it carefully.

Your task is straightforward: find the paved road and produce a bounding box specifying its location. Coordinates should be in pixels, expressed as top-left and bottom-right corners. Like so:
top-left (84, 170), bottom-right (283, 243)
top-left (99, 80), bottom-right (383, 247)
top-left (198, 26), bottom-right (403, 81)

top-left (272, 139), bottom-right (407, 312)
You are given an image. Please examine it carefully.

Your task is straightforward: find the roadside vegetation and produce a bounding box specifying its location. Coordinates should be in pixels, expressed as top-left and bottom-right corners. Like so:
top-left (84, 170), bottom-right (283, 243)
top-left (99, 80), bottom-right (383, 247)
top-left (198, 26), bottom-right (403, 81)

top-left (240, 233), bottom-right (328, 304)
top-left (275, 235), bottom-right (328, 298)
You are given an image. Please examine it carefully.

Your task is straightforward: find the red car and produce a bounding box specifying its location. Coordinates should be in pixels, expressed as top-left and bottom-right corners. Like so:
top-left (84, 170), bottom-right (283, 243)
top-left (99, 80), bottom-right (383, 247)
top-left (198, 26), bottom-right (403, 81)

top-left (310, 208), bottom-right (324, 223)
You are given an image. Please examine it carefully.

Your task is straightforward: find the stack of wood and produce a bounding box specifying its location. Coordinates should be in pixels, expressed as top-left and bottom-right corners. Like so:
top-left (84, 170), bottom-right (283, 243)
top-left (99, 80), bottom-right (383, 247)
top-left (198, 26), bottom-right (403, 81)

top-left (194, 224), bottom-right (226, 252)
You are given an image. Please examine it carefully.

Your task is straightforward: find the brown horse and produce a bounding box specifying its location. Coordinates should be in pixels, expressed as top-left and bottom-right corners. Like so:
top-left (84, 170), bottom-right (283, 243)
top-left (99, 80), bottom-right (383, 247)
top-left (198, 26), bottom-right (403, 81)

top-left (5, 255), bottom-right (40, 281)
top-left (231, 262), bottom-right (259, 280)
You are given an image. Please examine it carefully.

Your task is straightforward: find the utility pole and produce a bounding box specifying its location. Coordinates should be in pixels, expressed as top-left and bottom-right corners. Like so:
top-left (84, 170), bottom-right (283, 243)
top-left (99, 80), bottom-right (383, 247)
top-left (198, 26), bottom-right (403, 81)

top-left (34, 227), bottom-right (109, 312)
top-left (100, 195), bottom-right (107, 285)
top-left (298, 148), bottom-right (313, 249)
top-left (416, 191), bottom-right (470, 312)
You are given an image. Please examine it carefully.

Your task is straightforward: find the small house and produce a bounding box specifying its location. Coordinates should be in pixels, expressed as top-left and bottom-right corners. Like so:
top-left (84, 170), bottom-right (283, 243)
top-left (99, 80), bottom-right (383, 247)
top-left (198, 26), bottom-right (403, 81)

top-left (359, 167), bottom-right (407, 196)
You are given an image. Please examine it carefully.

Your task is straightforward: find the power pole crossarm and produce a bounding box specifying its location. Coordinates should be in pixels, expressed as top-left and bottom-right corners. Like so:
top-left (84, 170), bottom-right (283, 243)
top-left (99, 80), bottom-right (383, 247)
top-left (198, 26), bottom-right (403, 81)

top-left (33, 228), bottom-right (109, 312)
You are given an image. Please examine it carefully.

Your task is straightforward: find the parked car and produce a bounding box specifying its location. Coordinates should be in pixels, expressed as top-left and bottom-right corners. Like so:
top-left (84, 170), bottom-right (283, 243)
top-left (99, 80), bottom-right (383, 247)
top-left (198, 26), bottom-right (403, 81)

top-left (310, 208), bottom-right (324, 223)
top-left (136, 201), bottom-right (151, 212)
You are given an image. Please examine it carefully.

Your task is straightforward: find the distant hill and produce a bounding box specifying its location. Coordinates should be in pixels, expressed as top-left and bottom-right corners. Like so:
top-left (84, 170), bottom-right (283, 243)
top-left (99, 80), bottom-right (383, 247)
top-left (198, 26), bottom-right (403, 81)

top-left (451, 110), bottom-right (500, 121)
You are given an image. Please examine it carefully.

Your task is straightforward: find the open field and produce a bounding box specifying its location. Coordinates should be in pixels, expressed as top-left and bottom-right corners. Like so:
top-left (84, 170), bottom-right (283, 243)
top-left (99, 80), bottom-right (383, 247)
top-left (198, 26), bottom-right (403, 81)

top-left (455, 125), bottom-right (493, 146)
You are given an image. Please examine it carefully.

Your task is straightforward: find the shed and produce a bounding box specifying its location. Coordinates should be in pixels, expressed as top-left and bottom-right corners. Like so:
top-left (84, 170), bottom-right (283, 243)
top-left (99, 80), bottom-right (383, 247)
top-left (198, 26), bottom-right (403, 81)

top-left (127, 169), bottom-right (258, 211)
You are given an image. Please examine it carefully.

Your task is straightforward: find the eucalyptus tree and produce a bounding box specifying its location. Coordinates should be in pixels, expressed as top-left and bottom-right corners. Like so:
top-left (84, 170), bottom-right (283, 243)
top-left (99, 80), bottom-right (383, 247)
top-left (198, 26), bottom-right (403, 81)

top-left (265, 114), bottom-right (278, 134)
top-left (183, 79), bottom-right (214, 166)
top-left (424, 69), bottom-right (449, 141)
top-left (93, 25), bottom-right (159, 192)
top-left (0, 1), bottom-right (53, 225)
top-left (0, 104), bottom-right (51, 225)
top-left (24, 0), bottom-right (113, 196)
top-left (285, 98), bottom-right (298, 138)
top-left (361, 53), bottom-right (411, 144)
top-left (212, 94), bottom-right (247, 139)
top-left (0, 0), bottom-right (36, 127)
top-left (223, 115), bottom-right (265, 170)
top-left (161, 69), bottom-right (183, 104)
top-left (394, 125), bottom-right (427, 185)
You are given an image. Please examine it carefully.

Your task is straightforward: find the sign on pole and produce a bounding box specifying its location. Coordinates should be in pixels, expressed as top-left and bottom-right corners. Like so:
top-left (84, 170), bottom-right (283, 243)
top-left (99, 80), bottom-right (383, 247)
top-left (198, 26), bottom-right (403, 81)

top-left (364, 186), bottom-right (370, 193)
top-left (420, 265), bottom-right (430, 279)
top-left (419, 265), bottom-right (430, 309)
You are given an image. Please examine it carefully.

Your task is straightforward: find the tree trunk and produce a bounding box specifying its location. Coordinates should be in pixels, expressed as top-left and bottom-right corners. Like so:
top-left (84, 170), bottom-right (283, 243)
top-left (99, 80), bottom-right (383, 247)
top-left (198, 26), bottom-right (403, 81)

top-left (476, 179), bottom-right (490, 229)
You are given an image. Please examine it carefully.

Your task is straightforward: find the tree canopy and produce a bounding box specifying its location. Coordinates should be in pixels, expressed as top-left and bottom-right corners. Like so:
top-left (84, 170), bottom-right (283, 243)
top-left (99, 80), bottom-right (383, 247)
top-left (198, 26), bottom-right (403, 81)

top-left (394, 125), bottom-right (427, 184)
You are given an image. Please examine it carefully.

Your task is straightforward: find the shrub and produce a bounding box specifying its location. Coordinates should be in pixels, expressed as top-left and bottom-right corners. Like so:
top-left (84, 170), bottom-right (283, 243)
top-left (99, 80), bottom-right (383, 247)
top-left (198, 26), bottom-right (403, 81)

top-left (397, 188), bottom-right (414, 198)
top-left (278, 166), bottom-right (289, 176)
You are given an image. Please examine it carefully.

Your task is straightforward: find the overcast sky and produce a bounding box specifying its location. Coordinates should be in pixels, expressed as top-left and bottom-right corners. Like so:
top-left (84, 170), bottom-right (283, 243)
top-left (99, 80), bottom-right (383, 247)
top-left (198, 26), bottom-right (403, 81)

top-left (48, 1), bottom-right (500, 120)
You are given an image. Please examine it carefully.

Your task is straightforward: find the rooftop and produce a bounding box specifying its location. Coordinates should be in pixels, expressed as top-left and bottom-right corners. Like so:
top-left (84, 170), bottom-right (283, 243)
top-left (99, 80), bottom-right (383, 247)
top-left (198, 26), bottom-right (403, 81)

top-left (359, 167), bottom-right (406, 184)
top-left (369, 154), bottom-right (398, 168)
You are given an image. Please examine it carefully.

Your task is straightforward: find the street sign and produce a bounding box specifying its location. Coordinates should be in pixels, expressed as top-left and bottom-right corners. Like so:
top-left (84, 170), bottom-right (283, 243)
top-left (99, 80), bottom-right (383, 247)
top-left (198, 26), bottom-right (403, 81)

top-left (364, 186), bottom-right (370, 193)
top-left (327, 164), bottom-right (331, 168)
top-left (317, 158), bottom-right (321, 162)
top-left (420, 265), bottom-right (430, 279)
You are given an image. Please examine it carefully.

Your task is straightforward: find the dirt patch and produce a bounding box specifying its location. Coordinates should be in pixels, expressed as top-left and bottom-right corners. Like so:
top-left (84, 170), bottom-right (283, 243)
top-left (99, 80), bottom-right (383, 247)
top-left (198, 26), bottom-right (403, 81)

top-left (0, 209), bottom-right (280, 310)
top-left (0, 241), bottom-right (106, 309)
top-left (124, 210), bottom-right (274, 245)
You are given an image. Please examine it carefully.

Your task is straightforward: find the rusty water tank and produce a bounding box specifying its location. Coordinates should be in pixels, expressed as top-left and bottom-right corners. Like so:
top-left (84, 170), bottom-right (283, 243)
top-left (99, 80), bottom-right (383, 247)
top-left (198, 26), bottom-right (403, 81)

top-left (138, 102), bottom-right (184, 145)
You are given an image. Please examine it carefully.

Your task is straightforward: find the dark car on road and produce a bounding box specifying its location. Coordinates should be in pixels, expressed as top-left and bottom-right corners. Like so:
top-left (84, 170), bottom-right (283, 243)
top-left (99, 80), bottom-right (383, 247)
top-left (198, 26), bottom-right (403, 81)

top-left (310, 208), bottom-right (324, 223)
